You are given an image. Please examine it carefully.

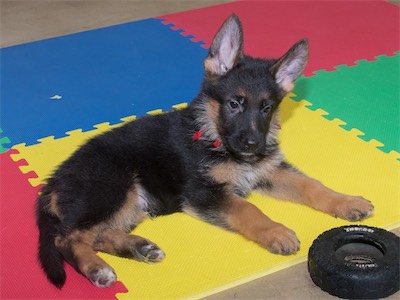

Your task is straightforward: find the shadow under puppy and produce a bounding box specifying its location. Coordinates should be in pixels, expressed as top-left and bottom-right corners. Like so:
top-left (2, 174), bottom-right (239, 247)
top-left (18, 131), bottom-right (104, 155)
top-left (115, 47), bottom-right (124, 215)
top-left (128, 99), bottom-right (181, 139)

top-left (36, 14), bottom-right (374, 288)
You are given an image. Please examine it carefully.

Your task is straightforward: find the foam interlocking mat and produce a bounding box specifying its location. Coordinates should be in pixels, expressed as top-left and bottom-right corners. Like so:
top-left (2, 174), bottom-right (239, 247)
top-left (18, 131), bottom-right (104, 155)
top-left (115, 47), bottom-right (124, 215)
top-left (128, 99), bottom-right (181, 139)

top-left (1, 1), bottom-right (399, 299)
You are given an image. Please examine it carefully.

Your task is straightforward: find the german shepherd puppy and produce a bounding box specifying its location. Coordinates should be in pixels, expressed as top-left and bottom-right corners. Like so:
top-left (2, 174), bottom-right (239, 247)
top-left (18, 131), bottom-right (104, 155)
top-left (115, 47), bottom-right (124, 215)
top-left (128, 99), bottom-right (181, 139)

top-left (37, 15), bottom-right (374, 288)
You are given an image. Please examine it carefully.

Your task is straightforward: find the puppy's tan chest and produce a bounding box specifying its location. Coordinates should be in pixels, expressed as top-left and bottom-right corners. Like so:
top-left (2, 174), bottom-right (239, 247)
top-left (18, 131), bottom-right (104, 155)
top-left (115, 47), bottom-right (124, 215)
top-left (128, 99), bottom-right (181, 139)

top-left (208, 159), bottom-right (278, 194)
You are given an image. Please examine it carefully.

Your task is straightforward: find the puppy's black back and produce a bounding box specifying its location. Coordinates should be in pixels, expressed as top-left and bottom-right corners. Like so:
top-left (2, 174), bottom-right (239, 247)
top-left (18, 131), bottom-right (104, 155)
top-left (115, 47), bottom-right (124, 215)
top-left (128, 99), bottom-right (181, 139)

top-left (41, 110), bottom-right (196, 229)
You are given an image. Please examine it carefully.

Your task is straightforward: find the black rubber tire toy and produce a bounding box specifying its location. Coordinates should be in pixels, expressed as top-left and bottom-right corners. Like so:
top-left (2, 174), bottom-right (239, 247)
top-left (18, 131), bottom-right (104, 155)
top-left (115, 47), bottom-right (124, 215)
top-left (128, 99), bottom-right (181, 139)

top-left (308, 225), bottom-right (399, 299)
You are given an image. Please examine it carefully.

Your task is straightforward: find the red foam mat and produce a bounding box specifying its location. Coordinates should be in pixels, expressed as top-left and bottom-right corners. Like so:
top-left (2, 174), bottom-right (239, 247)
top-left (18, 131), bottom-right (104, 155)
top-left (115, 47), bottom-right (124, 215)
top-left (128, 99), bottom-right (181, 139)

top-left (158, 0), bottom-right (399, 76)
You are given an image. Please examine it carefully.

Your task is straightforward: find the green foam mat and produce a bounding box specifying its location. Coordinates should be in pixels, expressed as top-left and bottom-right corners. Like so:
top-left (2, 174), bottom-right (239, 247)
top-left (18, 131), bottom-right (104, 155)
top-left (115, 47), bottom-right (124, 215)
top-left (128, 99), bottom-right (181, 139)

top-left (293, 52), bottom-right (399, 156)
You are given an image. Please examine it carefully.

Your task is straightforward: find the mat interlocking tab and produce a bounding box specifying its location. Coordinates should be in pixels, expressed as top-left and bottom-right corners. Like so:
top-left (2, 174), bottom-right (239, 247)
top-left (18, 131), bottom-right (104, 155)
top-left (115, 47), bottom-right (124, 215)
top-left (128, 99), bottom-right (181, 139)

top-left (10, 116), bottom-right (136, 187)
top-left (163, 24), bottom-right (207, 48)
top-left (292, 53), bottom-right (400, 158)
top-left (7, 98), bottom-right (399, 299)
top-left (1, 18), bottom-right (206, 147)
top-left (0, 128), bottom-right (11, 153)
top-left (158, 0), bottom-right (399, 76)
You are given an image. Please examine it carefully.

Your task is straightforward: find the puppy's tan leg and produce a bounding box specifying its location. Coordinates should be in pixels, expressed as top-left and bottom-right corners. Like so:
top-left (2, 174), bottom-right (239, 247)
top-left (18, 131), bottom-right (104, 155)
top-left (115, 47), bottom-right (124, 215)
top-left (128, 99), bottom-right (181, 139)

top-left (224, 195), bottom-right (300, 255)
top-left (55, 230), bottom-right (117, 288)
top-left (185, 194), bottom-right (300, 255)
top-left (224, 194), bottom-right (299, 254)
top-left (94, 229), bottom-right (165, 263)
top-left (261, 163), bottom-right (374, 221)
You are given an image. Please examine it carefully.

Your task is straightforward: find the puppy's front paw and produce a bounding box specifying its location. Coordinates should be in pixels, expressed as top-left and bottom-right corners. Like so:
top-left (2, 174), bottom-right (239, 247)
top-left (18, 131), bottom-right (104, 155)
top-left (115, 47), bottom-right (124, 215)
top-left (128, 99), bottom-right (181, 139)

top-left (258, 225), bottom-right (300, 255)
top-left (333, 196), bottom-right (374, 221)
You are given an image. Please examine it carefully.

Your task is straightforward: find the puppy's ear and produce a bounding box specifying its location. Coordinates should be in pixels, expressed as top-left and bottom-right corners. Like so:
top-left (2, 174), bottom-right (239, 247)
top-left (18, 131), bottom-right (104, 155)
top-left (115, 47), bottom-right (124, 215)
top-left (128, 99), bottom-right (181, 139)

top-left (205, 14), bottom-right (244, 77)
top-left (271, 39), bottom-right (309, 93)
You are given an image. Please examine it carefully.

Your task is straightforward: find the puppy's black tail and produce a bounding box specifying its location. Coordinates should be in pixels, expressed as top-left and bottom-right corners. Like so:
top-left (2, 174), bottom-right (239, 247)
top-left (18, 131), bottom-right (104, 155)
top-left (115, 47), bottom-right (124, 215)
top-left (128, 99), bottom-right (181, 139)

top-left (36, 190), bottom-right (66, 289)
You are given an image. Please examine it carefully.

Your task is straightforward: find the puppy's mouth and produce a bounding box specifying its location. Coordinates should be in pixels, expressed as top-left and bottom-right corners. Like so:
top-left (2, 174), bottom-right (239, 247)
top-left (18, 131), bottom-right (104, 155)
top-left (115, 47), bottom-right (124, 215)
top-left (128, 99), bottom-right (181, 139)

top-left (236, 152), bottom-right (260, 161)
top-left (223, 140), bottom-right (265, 162)
top-left (237, 150), bottom-right (265, 161)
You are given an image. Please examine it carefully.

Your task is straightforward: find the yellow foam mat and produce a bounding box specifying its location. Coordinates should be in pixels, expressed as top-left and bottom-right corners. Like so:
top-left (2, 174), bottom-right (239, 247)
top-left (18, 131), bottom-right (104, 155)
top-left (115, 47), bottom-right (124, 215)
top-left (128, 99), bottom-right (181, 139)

top-left (11, 95), bottom-right (399, 299)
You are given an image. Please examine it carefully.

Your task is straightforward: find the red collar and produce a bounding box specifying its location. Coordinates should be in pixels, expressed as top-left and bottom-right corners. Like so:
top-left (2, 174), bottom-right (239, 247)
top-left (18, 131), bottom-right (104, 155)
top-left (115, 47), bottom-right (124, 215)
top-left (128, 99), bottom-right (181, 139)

top-left (193, 130), bottom-right (222, 148)
top-left (193, 124), bottom-right (281, 149)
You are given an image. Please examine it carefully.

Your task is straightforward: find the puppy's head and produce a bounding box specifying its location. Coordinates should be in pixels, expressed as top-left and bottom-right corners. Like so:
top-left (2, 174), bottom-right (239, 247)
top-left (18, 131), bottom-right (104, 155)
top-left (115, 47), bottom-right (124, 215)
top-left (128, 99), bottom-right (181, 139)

top-left (198, 14), bottom-right (308, 161)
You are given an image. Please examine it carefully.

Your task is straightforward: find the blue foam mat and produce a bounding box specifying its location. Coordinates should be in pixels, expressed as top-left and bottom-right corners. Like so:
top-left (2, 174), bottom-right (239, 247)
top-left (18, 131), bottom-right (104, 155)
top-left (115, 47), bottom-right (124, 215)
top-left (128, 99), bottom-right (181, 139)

top-left (1, 18), bottom-right (206, 146)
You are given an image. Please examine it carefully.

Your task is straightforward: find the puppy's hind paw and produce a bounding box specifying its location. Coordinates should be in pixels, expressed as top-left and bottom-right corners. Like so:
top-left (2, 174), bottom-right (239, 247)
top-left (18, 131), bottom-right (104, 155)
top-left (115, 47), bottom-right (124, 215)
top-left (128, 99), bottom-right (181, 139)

top-left (134, 241), bottom-right (166, 263)
top-left (89, 266), bottom-right (117, 288)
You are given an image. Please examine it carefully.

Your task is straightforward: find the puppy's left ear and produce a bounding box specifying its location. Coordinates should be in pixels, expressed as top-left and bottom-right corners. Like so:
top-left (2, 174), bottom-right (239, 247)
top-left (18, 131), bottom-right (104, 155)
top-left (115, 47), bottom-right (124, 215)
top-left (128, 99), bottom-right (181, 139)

top-left (271, 39), bottom-right (309, 93)
top-left (205, 14), bottom-right (244, 77)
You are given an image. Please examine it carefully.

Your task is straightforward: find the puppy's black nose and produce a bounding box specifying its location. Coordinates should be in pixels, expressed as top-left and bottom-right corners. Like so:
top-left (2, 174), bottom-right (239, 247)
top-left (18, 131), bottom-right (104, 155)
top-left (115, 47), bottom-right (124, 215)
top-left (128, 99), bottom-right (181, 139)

top-left (244, 138), bottom-right (259, 150)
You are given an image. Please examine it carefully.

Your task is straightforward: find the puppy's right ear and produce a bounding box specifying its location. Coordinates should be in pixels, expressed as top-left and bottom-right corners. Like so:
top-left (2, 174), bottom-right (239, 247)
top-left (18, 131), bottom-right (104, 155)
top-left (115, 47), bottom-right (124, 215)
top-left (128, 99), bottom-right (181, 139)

top-left (205, 14), bottom-right (244, 78)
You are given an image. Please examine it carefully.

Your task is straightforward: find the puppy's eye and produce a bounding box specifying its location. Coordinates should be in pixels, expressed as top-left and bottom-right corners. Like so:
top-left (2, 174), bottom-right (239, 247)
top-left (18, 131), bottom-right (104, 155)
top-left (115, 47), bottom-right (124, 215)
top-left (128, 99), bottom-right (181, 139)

top-left (229, 100), bottom-right (240, 110)
top-left (262, 105), bottom-right (272, 114)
